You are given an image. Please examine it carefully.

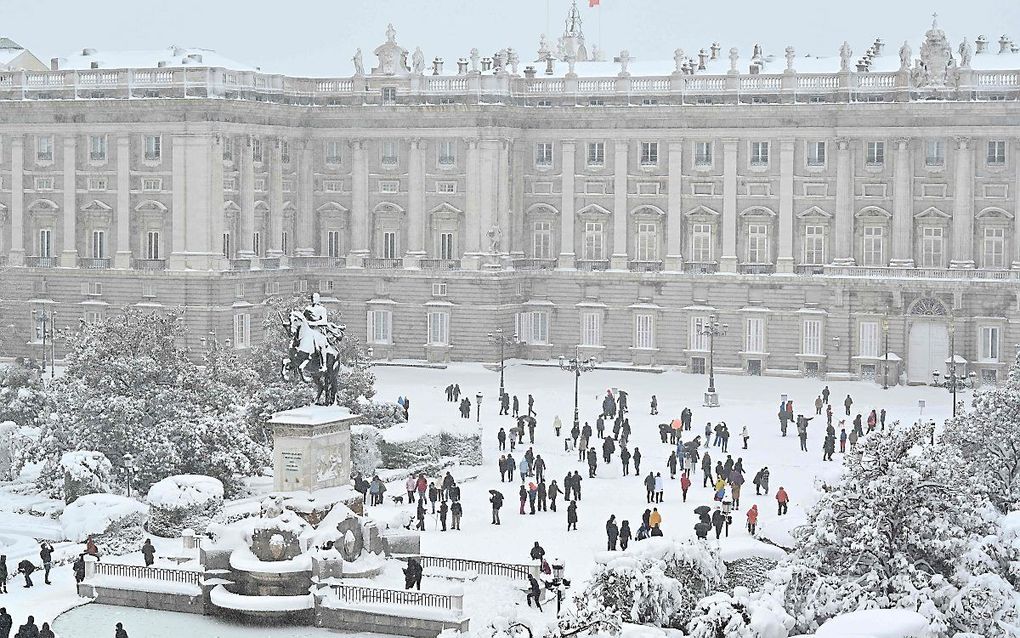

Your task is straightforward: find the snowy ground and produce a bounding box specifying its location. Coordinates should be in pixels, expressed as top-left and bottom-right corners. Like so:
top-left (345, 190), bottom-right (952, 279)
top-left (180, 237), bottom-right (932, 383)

top-left (1, 361), bottom-right (961, 635)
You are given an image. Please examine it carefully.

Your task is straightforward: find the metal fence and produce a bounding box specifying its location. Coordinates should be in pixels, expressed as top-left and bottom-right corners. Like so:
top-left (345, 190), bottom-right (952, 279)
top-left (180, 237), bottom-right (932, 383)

top-left (418, 555), bottom-right (531, 580)
top-left (93, 562), bottom-right (201, 586)
top-left (331, 583), bottom-right (461, 610)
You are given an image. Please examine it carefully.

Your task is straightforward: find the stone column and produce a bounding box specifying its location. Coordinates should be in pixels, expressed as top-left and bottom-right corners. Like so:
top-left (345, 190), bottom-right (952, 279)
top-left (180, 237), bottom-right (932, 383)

top-left (267, 138), bottom-right (284, 257)
top-left (665, 141), bottom-right (683, 271)
top-left (60, 136), bottom-right (78, 267)
top-left (169, 134), bottom-right (224, 270)
top-left (8, 136), bottom-right (23, 265)
top-left (558, 140), bottom-right (576, 269)
top-left (890, 138), bottom-right (914, 267)
top-left (171, 135), bottom-right (188, 267)
top-left (950, 136), bottom-right (975, 269)
top-left (610, 140), bottom-right (629, 270)
top-left (295, 140), bottom-right (315, 256)
top-left (510, 140), bottom-right (527, 257)
top-left (777, 138), bottom-right (795, 273)
top-left (497, 139), bottom-right (510, 256)
top-left (114, 135), bottom-right (132, 268)
top-left (479, 139), bottom-right (499, 256)
top-left (832, 138), bottom-right (854, 264)
top-left (463, 139), bottom-right (481, 261)
top-left (349, 139), bottom-right (370, 261)
top-left (237, 135), bottom-right (256, 258)
top-left (720, 139), bottom-right (738, 272)
top-left (1014, 140), bottom-right (1020, 270)
top-left (405, 138), bottom-right (425, 263)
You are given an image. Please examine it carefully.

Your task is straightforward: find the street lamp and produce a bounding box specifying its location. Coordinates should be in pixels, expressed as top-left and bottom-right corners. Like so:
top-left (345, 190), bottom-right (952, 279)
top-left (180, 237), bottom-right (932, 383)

top-left (123, 453), bottom-right (136, 498)
top-left (930, 319), bottom-right (977, 417)
top-left (475, 392), bottom-right (483, 423)
top-left (558, 346), bottom-right (598, 433)
top-left (698, 314), bottom-right (728, 407)
top-left (31, 309), bottom-right (57, 377)
top-left (487, 328), bottom-right (519, 400)
top-left (550, 558), bottom-right (570, 614)
top-left (882, 316), bottom-right (890, 390)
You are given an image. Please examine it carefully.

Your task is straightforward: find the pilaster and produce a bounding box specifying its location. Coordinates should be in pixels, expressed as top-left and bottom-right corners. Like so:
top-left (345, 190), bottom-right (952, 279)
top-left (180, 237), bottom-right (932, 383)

top-left (295, 140), bottom-right (315, 256)
top-left (168, 134), bottom-right (226, 270)
top-left (610, 140), bottom-right (629, 270)
top-left (665, 141), bottom-right (683, 271)
top-left (831, 137), bottom-right (855, 265)
top-left (114, 135), bottom-right (132, 268)
top-left (406, 138), bottom-right (425, 258)
top-left (349, 139), bottom-right (369, 258)
top-left (1014, 140), bottom-right (1020, 270)
top-left (266, 137), bottom-right (284, 258)
top-left (889, 137), bottom-right (914, 268)
top-left (238, 135), bottom-right (256, 258)
top-left (8, 136), bottom-right (23, 265)
top-left (558, 140), bottom-right (576, 269)
top-left (496, 139), bottom-right (510, 255)
top-left (720, 139), bottom-right (738, 272)
top-left (777, 138), bottom-right (795, 273)
top-left (950, 136), bottom-right (975, 269)
top-left (60, 136), bottom-right (77, 267)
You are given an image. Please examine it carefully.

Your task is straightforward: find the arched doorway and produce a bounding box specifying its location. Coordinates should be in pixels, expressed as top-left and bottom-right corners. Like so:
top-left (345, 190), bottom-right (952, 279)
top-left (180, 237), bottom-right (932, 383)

top-left (906, 298), bottom-right (949, 384)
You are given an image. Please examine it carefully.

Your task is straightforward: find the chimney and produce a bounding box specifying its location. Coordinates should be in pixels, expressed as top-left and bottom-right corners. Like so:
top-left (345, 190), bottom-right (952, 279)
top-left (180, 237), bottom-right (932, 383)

top-left (50, 57), bottom-right (60, 71)
top-left (157, 61), bottom-right (168, 68)
top-left (186, 53), bottom-right (203, 64)
top-left (873, 38), bottom-right (884, 55)
top-left (481, 57), bottom-right (492, 72)
top-left (748, 63), bottom-right (759, 75)
top-left (545, 56), bottom-right (555, 75)
top-left (90, 61), bottom-right (99, 69)
top-left (82, 48), bottom-right (96, 56)
top-left (172, 46), bottom-right (186, 57)
top-left (975, 35), bottom-right (988, 53)
top-left (457, 58), bottom-right (468, 74)
top-left (1000, 35), bottom-right (1011, 54)
top-left (698, 48), bottom-right (707, 70)
top-left (710, 42), bottom-right (721, 60)
top-left (524, 65), bottom-right (536, 79)
top-left (856, 59), bottom-right (869, 72)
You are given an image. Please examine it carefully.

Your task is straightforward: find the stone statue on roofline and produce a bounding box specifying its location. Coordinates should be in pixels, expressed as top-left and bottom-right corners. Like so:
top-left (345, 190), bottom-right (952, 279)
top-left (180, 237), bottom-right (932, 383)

top-left (899, 41), bottom-right (912, 71)
top-left (353, 49), bottom-right (364, 76)
top-left (958, 38), bottom-right (973, 69)
top-left (412, 47), bottom-right (425, 75)
top-left (673, 48), bottom-right (685, 74)
top-left (839, 41), bottom-right (853, 72)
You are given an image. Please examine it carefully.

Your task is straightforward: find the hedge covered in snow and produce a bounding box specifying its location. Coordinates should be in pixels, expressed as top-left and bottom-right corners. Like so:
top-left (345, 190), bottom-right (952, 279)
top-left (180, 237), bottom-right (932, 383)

top-left (60, 450), bottom-right (112, 504)
top-left (146, 474), bottom-right (224, 537)
top-left (351, 425), bottom-right (383, 477)
top-left (61, 493), bottom-right (147, 554)
top-left (373, 422), bottom-right (482, 473)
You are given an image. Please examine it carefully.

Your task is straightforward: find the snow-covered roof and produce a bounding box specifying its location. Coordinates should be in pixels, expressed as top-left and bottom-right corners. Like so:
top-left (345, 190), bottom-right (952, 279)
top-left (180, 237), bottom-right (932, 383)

top-left (55, 46), bottom-right (258, 72)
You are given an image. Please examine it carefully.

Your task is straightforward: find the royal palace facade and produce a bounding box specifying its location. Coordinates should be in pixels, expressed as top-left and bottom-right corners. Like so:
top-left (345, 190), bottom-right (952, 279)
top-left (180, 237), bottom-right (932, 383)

top-left (1, 16), bottom-right (1019, 385)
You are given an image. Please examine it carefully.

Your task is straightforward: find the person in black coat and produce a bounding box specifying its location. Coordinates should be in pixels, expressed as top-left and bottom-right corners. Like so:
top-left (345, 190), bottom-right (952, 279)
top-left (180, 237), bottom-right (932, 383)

top-left (548, 480), bottom-right (560, 512)
top-left (633, 447), bottom-right (642, 474)
top-left (17, 560), bottom-right (34, 588)
top-left (586, 448), bottom-right (598, 478)
top-left (115, 622), bottom-right (129, 638)
top-left (712, 509), bottom-right (726, 539)
top-left (0, 557), bottom-right (6, 594)
top-left (530, 542), bottom-right (546, 561)
top-left (497, 428), bottom-right (507, 451)
top-left (606, 515), bottom-right (619, 550)
top-left (38, 623), bottom-right (54, 638)
top-left (620, 445), bottom-right (631, 476)
top-left (618, 520), bottom-right (632, 550)
top-left (415, 498), bottom-right (427, 531)
top-left (602, 437), bottom-right (615, 464)
top-left (694, 521), bottom-right (711, 539)
top-left (439, 501), bottom-right (449, 531)
top-left (567, 500), bottom-right (578, 531)
top-left (450, 500), bottom-right (463, 530)
top-left (643, 472), bottom-right (656, 503)
top-left (526, 573), bottom-right (543, 610)
top-left (16, 616), bottom-right (38, 638)
top-left (403, 557), bottom-right (423, 590)
top-left (0, 608), bottom-right (11, 638)
top-left (572, 471), bottom-right (583, 500)
top-left (141, 539), bottom-right (156, 567)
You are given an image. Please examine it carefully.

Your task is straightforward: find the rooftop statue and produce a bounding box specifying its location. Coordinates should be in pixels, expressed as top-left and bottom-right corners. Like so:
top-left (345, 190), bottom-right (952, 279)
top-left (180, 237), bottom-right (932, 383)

top-left (352, 49), bottom-right (364, 76)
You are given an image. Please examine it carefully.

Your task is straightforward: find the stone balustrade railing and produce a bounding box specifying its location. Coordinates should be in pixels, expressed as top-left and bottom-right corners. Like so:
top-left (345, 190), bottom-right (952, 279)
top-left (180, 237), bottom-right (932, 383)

top-left (1, 66), bottom-right (1016, 104)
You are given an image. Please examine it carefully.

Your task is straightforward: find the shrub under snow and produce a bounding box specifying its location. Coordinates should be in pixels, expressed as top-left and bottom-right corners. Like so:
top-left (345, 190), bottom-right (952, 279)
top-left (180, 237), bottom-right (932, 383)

top-left (351, 424), bottom-right (383, 477)
top-left (60, 450), bottom-right (113, 504)
top-left (146, 474), bottom-right (224, 537)
top-left (61, 493), bottom-right (147, 553)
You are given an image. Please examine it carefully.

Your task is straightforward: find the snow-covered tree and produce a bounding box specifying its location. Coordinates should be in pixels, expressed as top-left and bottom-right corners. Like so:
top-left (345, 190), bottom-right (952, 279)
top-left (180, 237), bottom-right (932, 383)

top-left (60, 450), bottom-right (113, 504)
top-left (943, 351), bottom-right (1020, 513)
top-left (26, 308), bottom-right (268, 497)
top-left (0, 360), bottom-right (48, 428)
top-left (686, 588), bottom-right (792, 638)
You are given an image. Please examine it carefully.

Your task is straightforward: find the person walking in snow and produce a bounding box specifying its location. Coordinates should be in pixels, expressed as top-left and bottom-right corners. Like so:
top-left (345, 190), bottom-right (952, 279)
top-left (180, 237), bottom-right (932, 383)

top-left (680, 472), bottom-right (691, 502)
top-left (548, 479), bottom-right (560, 512)
top-left (416, 498), bottom-right (427, 531)
top-left (497, 428), bottom-right (507, 452)
top-left (633, 447), bottom-right (642, 475)
top-left (403, 557), bottom-right (423, 590)
top-left (527, 394), bottom-right (536, 418)
top-left (527, 482), bottom-right (538, 515)
top-left (746, 504), bottom-right (759, 535)
top-left (712, 508), bottom-right (726, 539)
top-left (39, 542), bottom-right (52, 585)
top-left (518, 484), bottom-right (528, 515)
top-left (814, 395), bottom-right (823, 415)
top-left (778, 402), bottom-right (790, 437)
top-left (602, 436), bottom-right (615, 464)
top-left (823, 434), bottom-right (836, 461)
top-left (644, 472), bottom-right (656, 503)
top-left (572, 471), bottom-right (583, 500)
top-left (701, 451), bottom-right (713, 488)
top-left (17, 559), bottom-right (34, 588)
top-left (518, 456), bottom-right (529, 483)
top-left (776, 487), bottom-right (790, 516)
top-left (499, 392), bottom-right (509, 416)
top-left (839, 426), bottom-right (847, 453)
top-left (844, 394), bottom-right (853, 416)
top-left (753, 466), bottom-right (770, 495)
top-left (606, 515), bottom-right (619, 550)
top-left (553, 415), bottom-right (562, 438)
top-left (653, 472), bottom-right (664, 503)
top-left (620, 445), bottom-right (631, 476)
top-left (0, 608), bottom-right (10, 638)
top-left (650, 395), bottom-right (658, 415)
top-left (587, 447), bottom-right (598, 478)
top-left (490, 490), bottom-right (504, 525)
top-left (428, 482), bottom-right (439, 513)
top-left (729, 469), bottom-right (744, 509)
top-left (567, 500), bottom-right (578, 531)
top-left (141, 539), bottom-right (155, 568)
top-left (741, 425), bottom-right (750, 450)
top-left (666, 451), bottom-right (678, 479)
top-left (533, 454), bottom-right (546, 483)
top-left (537, 480), bottom-right (547, 512)
top-left (821, 385), bottom-right (830, 404)
top-left (450, 500), bottom-right (462, 530)
top-left (439, 500), bottom-right (449, 531)
top-left (512, 395), bottom-right (520, 418)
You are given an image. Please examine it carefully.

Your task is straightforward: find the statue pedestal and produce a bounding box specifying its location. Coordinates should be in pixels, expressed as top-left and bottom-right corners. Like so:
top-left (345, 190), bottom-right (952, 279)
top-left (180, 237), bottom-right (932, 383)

top-left (269, 405), bottom-right (360, 493)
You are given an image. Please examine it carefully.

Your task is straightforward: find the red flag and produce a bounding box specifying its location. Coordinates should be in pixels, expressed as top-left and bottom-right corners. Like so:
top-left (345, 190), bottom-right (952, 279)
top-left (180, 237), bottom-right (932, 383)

top-left (589, 0), bottom-right (600, 6)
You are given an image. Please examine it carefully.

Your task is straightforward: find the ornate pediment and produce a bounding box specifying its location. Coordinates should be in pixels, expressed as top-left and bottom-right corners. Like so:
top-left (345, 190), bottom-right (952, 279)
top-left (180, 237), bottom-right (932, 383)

top-left (685, 205), bottom-right (719, 218)
top-left (914, 206), bottom-right (950, 220)
top-left (223, 200), bottom-right (241, 215)
top-left (576, 203), bottom-right (612, 218)
top-left (739, 206), bottom-right (776, 218)
top-left (254, 200), bottom-right (270, 213)
top-left (526, 203), bottom-right (559, 217)
top-left (429, 202), bottom-right (463, 219)
top-left (908, 15), bottom-right (960, 87)
top-left (976, 206), bottom-right (1014, 220)
top-left (316, 202), bottom-right (349, 216)
top-left (372, 24), bottom-right (410, 77)
top-left (135, 199), bottom-right (168, 214)
top-left (856, 206), bottom-right (892, 218)
top-left (373, 201), bottom-right (405, 216)
top-left (797, 206), bottom-right (832, 219)
top-left (630, 205), bottom-right (665, 218)
top-left (27, 198), bottom-right (59, 215)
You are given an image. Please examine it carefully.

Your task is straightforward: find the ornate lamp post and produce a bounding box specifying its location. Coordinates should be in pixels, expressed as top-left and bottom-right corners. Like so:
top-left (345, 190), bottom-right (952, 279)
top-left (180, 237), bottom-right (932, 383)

top-left (931, 319), bottom-right (976, 417)
top-left (882, 316), bottom-right (890, 390)
top-left (558, 346), bottom-right (598, 433)
top-left (698, 314), bottom-right (728, 407)
top-left (475, 392), bottom-right (483, 423)
top-left (31, 309), bottom-right (57, 377)
top-left (123, 452), bottom-right (136, 498)
top-left (487, 327), bottom-right (519, 400)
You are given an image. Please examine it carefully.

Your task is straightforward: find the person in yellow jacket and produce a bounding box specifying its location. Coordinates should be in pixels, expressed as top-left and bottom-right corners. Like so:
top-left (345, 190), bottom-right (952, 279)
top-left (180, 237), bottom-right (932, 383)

top-left (649, 507), bottom-right (662, 528)
top-left (714, 477), bottom-right (726, 492)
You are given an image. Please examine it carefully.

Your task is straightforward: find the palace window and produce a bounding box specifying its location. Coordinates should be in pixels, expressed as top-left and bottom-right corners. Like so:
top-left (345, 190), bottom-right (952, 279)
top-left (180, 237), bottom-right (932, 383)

top-left (640, 142), bottom-right (659, 166)
top-left (280, 140), bottom-right (290, 163)
top-left (862, 226), bottom-right (884, 266)
top-left (925, 139), bottom-right (945, 166)
top-left (750, 141), bottom-right (769, 166)
top-left (745, 317), bottom-right (765, 353)
top-left (382, 231), bottom-right (398, 259)
top-left (91, 230), bottom-right (106, 259)
top-left (586, 142), bottom-right (605, 166)
top-left (690, 316), bottom-right (709, 351)
top-left (86, 177), bottom-right (107, 191)
top-left (983, 227), bottom-right (1005, 268)
top-left (38, 229), bottom-right (52, 258)
top-left (436, 181), bottom-right (457, 194)
top-left (323, 180), bottom-right (343, 192)
top-left (251, 138), bottom-right (263, 163)
top-left (382, 141), bottom-right (399, 166)
top-left (694, 142), bottom-right (712, 166)
top-left (987, 140), bottom-right (1006, 166)
top-left (222, 232), bottom-right (231, 257)
top-left (379, 180), bottom-right (399, 194)
top-left (691, 224), bottom-right (712, 262)
top-left (89, 135), bottom-right (107, 161)
top-left (281, 231), bottom-right (289, 255)
top-left (232, 313), bottom-right (251, 350)
top-left (438, 140), bottom-right (456, 166)
top-left (866, 141), bottom-right (885, 166)
top-left (144, 135), bottom-right (161, 161)
top-left (326, 231), bottom-right (341, 258)
top-left (439, 232), bottom-right (455, 260)
top-left (803, 225), bottom-right (825, 265)
top-left (532, 221), bottom-right (552, 259)
top-left (427, 311), bottom-right (449, 346)
top-left (34, 177), bottom-right (53, 191)
top-left (325, 140), bottom-right (342, 164)
top-left (636, 223), bottom-right (658, 261)
top-left (583, 222), bottom-right (605, 260)
top-left (746, 224), bottom-right (768, 263)
top-left (367, 310), bottom-right (393, 344)
top-left (222, 136), bottom-right (233, 162)
top-left (252, 232), bottom-right (262, 256)
top-left (634, 314), bottom-right (654, 349)
top-left (807, 141), bottom-right (826, 166)
top-left (580, 312), bottom-right (601, 347)
top-left (145, 231), bottom-right (160, 260)
top-left (802, 319), bottom-right (822, 355)
top-left (920, 227), bottom-right (944, 268)
top-left (36, 135), bottom-right (53, 162)
top-left (536, 142), bottom-right (553, 167)
top-left (859, 321), bottom-right (879, 357)
top-left (980, 326), bottom-right (1000, 362)
top-left (381, 87), bottom-right (397, 103)
top-left (515, 311), bottom-right (549, 345)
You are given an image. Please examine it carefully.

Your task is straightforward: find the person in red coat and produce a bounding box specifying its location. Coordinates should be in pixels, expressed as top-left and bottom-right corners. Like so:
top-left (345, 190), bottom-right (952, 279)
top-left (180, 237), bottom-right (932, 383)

top-left (679, 473), bottom-right (691, 502)
top-left (776, 487), bottom-right (789, 516)
top-left (746, 504), bottom-right (759, 534)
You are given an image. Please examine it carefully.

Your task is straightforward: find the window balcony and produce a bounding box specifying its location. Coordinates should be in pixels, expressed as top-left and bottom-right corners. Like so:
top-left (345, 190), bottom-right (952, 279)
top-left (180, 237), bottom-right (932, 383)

top-left (133, 258), bottom-right (167, 271)
top-left (795, 264), bottom-right (825, 275)
top-left (628, 260), bottom-right (663, 272)
top-left (364, 258), bottom-right (402, 269)
top-left (78, 257), bottom-right (111, 269)
top-left (229, 259), bottom-right (252, 271)
top-left (420, 258), bottom-right (460, 270)
top-left (683, 261), bottom-right (718, 274)
top-left (511, 258), bottom-right (556, 271)
top-left (258, 257), bottom-right (281, 270)
top-left (739, 263), bottom-right (776, 275)
top-left (25, 256), bottom-right (55, 268)
top-left (577, 259), bottom-right (610, 271)
top-left (291, 255), bottom-right (345, 269)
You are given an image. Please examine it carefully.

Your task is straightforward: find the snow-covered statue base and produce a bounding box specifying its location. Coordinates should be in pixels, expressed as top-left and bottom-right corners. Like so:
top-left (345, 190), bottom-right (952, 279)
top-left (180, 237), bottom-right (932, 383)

top-left (269, 405), bottom-right (361, 493)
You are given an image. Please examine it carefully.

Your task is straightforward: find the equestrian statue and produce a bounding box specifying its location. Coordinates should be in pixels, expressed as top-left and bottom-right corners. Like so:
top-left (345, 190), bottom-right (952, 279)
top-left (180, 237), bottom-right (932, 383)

top-left (280, 293), bottom-right (346, 405)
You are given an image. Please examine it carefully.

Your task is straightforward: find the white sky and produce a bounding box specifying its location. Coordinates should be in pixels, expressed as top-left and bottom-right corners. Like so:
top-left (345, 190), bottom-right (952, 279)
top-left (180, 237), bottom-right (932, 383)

top-left (2, 0), bottom-right (1016, 76)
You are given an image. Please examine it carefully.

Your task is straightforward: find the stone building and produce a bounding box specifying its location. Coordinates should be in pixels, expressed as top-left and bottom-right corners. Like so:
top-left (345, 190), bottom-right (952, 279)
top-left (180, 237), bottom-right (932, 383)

top-left (1, 14), bottom-right (1019, 385)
